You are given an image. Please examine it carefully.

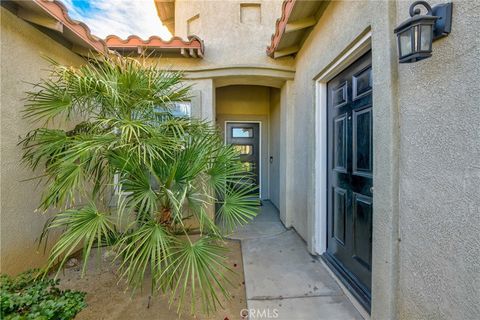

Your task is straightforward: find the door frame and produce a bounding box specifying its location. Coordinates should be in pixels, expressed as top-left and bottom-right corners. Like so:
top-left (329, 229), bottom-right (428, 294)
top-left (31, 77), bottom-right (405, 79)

top-left (224, 120), bottom-right (263, 198)
top-left (313, 30), bottom-right (372, 256)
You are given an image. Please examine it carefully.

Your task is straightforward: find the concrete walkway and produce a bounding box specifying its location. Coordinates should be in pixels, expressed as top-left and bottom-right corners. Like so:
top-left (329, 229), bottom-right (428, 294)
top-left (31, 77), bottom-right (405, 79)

top-left (230, 201), bottom-right (364, 320)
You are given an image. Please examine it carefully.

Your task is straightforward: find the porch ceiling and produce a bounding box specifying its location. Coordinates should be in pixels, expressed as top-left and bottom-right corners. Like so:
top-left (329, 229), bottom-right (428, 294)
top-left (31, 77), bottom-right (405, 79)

top-left (267, 0), bottom-right (330, 59)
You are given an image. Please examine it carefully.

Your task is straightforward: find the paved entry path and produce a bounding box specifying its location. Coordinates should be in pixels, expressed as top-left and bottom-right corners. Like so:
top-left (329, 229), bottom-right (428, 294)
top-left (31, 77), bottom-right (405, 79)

top-left (229, 201), bottom-right (364, 320)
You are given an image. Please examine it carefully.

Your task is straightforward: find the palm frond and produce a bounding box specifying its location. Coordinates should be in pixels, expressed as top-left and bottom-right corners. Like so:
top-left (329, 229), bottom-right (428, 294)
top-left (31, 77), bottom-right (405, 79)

top-left (19, 128), bottom-right (68, 171)
top-left (207, 144), bottom-right (250, 194)
top-left (24, 55), bottom-right (191, 124)
top-left (119, 169), bottom-right (159, 221)
top-left (158, 237), bottom-right (235, 315)
top-left (216, 184), bottom-right (259, 233)
top-left (115, 221), bottom-right (173, 291)
top-left (42, 203), bottom-right (116, 277)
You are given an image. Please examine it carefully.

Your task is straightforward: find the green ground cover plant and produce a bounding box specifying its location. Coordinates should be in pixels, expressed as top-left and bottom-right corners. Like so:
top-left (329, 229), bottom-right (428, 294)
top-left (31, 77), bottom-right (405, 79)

top-left (0, 270), bottom-right (86, 320)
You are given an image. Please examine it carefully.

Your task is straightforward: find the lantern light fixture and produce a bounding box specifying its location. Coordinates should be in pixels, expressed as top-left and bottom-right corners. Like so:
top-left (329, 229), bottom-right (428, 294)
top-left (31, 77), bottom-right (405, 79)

top-left (394, 1), bottom-right (452, 63)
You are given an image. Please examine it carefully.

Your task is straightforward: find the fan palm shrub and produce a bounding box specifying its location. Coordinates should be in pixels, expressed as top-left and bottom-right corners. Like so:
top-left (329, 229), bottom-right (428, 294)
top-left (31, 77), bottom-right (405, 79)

top-left (20, 55), bottom-right (258, 314)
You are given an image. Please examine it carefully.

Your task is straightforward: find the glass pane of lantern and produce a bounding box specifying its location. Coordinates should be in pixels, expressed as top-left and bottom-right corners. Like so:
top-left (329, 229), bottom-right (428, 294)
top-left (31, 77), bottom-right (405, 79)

top-left (420, 25), bottom-right (432, 51)
top-left (399, 29), bottom-right (413, 57)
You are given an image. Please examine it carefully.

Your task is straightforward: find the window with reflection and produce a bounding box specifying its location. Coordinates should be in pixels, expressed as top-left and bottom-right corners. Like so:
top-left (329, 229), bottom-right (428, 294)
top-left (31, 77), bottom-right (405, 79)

top-left (156, 101), bottom-right (191, 118)
top-left (169, 101), bottom-right (191, 117)
top-left (232, 127), bottom-right (253, 138)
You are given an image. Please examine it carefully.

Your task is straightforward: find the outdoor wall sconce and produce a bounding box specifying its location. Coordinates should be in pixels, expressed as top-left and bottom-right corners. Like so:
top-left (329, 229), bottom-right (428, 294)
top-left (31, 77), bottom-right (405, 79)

top-left (394, 1), bottom-right (452, 63)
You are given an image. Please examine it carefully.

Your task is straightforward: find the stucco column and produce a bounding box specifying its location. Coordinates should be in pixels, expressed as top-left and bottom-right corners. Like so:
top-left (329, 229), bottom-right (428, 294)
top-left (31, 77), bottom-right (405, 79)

top-left (279, 80), bottom-right (295, 228)
top-left (187, 78), bottom-right (216, 219)
top-left (370, 1), bottom-right (401, 319)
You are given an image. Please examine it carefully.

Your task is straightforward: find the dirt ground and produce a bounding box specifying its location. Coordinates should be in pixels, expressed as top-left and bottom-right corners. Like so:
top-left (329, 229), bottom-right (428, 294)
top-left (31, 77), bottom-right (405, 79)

top-left (58, 239), bottom-right (246, 320)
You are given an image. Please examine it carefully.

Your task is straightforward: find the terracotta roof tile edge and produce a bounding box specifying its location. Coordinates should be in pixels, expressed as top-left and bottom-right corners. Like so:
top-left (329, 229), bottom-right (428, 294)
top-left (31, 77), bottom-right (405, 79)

top-left (105, 35), bottom-right (204, 56)
top-left (34, 0), bottom-right (108, 54)
top-left (30, 0), bottom-right (204, 57)
top-left (266, 0), bottom-right (296, 58)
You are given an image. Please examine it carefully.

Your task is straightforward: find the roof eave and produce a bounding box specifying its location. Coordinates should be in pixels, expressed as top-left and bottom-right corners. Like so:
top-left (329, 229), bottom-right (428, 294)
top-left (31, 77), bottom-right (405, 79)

top-left (267, 0), bottom-right (329, 59)
top-left (154, 0), bottom-right (175, 35)
top-left (16, 0), bottom-right (109, 55)
top-left (105, 35), bottom-right (204, 58)
top-left (266, 0), bottom-right (297, 58)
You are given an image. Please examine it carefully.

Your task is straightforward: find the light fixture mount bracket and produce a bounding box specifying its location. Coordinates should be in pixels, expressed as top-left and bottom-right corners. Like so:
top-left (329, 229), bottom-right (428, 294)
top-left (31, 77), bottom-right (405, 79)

top-left (430, 2), bottom-right (452, 40)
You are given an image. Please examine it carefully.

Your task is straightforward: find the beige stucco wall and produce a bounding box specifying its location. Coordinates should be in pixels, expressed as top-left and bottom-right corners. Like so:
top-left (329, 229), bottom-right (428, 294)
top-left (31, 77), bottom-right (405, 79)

top-left (216, 85), bottom-right (270, 115)
top-left (268, 88), bottom-right (280, 208)
top-left (149, 0), bottom-right (295, 93)
top-left (278, 80), bottom-right (295, 227)
top-left (395, 1), bottom-right (480, 319)
top-left (289, 0), bottom-right (479, 319)
top-left (170, 0), bottom-right (293, 70)
top-left (0, 8), bottom-right (86, 275)
top-left (187, 78), bottom-right (216, 121)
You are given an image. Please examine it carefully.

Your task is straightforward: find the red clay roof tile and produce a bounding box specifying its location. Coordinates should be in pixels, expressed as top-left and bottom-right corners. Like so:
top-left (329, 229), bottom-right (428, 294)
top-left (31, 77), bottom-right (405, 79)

top-left (21, 0), bottom-right (204, 58)
top-left (266, 0), bottom-right (296, 58)
top-left (33, 0), bottom-right (108, 53)
top-left (105, 35), bottom-right (204, 57)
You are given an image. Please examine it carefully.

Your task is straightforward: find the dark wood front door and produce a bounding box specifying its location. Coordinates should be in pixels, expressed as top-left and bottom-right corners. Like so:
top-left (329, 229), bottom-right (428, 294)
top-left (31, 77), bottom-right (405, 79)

top-left (324, 51), bottom-right (373, 311)
top-left (225, 122), bottom-right (260, 189)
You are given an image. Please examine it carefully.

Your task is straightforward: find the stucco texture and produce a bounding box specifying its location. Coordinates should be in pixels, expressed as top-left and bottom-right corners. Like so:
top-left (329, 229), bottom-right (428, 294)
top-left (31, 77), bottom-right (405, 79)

top-left (171, 0), bottom-right (293, 70)
top-left (1, 8), bottom-right (85, 274)
top-left (395, 1), bottom-right (480, 319)
top-left (147, 0), bottom-right (295, 93)
top-left (268, 88), bottom-right (280, 208)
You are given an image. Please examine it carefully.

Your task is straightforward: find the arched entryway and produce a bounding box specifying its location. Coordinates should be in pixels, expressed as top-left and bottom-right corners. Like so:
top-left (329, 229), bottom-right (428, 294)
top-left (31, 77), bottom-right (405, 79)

top-left (215, 84), bottom-right (280, 207)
